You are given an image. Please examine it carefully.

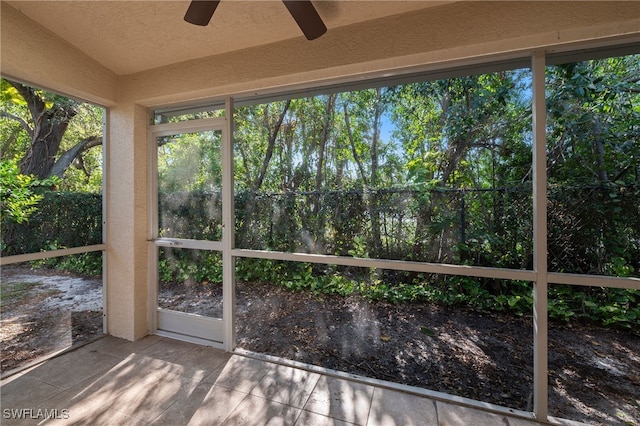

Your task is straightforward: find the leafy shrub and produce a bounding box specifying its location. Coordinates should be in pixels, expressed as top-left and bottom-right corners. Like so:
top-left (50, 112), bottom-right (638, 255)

top-left (2, 190), bottom-right (101, 256)
top-left (0, 159), bottom-right (60, 252)
top-left (31, 252), bottom-right (103, 277)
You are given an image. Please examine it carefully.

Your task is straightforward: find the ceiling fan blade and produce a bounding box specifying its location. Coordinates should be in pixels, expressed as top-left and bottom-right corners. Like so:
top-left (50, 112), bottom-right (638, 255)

top-left (282, 0), bottom-right (327, 41)
top-left (184, 0), bottom-right (220, 26)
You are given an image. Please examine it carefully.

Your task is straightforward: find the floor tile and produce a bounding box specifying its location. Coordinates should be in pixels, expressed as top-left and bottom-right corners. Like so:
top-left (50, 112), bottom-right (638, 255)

top-left (436, 401), bottom-right (510, 426)
top-left (211, 355), bottom-right (271, 392)
top-left (24, 348), bottom-right (121, 390)
top-left (296, 410), bottom-right (357, 426)
top-left (251, 363), bottom-right (321, 408)
top-left (0, 375), bottom-right (63, 408)
top-left (83, 335), bottom-right (164, 359)
top-left (140, 337), bottom-right (200, 362)
top-left (56, 352), bottom-right (226, 424)
top-left (303, 376), bottom-right (374, 425)
top-left (366, 387), bottom-right (438, 426)
top-left (168, 343), bottom-right (231, 374)
top-left (133, 353), bottom-right (201, 380)
top-left (222, 394), bottom-right (302, 426)
top-left (72, 408), bottom-right (150, 425)
top-left (63, 358), bottom-right (149, 405)
top-left (103, 367), bottom-right (203, 423)
top-left (0, 390), bottom-right (69, 426)
top-left (153, 383), bottom-right (247, 425)
top-left (508, 417), bottom-right (545, 426)
top-left (0, 336), bottom-right (556, 426)
top-left (31, 388), bottom-right (126, 425)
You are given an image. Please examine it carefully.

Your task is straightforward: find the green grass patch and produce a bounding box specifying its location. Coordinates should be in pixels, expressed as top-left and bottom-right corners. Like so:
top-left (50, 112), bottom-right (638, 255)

top-left (0, 280), bottom-right (60, 308)
top-left (1, 280), bottom-right (40, 305)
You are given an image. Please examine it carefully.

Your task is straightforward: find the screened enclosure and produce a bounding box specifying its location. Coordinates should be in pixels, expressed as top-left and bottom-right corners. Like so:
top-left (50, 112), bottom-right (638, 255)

top-left (148, 51), bottom-right (639, 424)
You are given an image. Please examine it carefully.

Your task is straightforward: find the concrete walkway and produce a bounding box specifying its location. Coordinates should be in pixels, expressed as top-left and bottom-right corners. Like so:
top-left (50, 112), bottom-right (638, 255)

top-left (1, 336), bottom-right (576, 425)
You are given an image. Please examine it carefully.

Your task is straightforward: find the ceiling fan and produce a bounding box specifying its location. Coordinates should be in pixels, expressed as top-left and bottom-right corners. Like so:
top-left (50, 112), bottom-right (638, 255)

top-left (184, 1), bottom-right (327, 41)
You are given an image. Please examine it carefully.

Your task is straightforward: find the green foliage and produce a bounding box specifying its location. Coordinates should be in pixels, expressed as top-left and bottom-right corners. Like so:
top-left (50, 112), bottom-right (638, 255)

top-left (229, 56), bottom-right (638, 334)
top-left (159, 190), bottom-right (222, 240)
top-left (159, 248), bottom-right (222, 285)
top-left (234, 260), bottom-right (638, 331)
top-left (548, 184), bottom-right (640, 276)
top-left (549, 286), bottom-right (639, 330)
top-left (1, 159), bottom-right (43, 224)
top-left (546, 57), bottom-right (640, 185)
top-left (0, 280), bottom-right (36, 304)
top-left (1, 78), bottom-right (103, 190)
top-left (1, 191), bottom-right (102, 256)
top-left (402, 277), bottom-right (639, 332)
top-left (158, 131), bottom-right (221, 194)
top-left (56, 102), bottom-right (104, 192)
top-left (30, 252), bottom-right (103, 277)
top-left (0, 158), bottom-right (60, 226)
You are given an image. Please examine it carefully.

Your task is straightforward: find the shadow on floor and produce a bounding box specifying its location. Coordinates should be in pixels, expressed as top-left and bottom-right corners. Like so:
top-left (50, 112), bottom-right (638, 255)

top-left (0, 335), bottom-right (575, 425)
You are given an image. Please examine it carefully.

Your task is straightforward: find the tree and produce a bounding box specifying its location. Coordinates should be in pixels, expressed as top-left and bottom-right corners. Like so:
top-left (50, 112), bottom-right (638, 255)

top-left (0, 79), bottom-right (102, 183)
top-left (234, 100), bottom-right (291, 192)
top-left (545, 56), bottom-right (640, 276)
top-left (0, 157), bottom-right (62, 253)
top-left (546, 57), bottom-right (640, 185)
top-left (0, 158), bottom-right (59, 225)
top-left (388, 71), bottom-right (530, 264)
top-left (341, 88), bottom-right (387, 257)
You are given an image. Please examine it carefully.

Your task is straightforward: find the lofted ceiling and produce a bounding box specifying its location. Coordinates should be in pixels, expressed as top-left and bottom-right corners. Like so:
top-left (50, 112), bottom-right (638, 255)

top-left (4, 1), bottom-right (452, 76)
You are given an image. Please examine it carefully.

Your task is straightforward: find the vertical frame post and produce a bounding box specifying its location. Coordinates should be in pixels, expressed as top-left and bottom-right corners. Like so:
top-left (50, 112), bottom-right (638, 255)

top-left (532, 50), bottom-right (549, 421)
top-left (222, 97), bottom-right (236, 351)
top-left (102, 108), bottom-right (109, 335)
top-left (147, 116), bottom-right (159, 335)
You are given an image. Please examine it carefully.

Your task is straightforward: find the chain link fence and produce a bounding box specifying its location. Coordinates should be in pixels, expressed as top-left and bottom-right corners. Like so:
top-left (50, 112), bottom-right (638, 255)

top-left (4, 185), bottom-right (638, 278)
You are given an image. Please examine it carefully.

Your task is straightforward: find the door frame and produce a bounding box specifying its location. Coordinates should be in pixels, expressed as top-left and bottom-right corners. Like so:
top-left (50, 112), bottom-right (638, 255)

top-left (147, 101), bottom-right (235, 350)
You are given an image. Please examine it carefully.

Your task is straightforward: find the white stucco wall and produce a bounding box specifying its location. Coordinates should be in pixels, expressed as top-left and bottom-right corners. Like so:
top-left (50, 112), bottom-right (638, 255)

top-left (0, 2), bottom-right (117, 106)
top-left (105, 103), bottom-right (149, 340)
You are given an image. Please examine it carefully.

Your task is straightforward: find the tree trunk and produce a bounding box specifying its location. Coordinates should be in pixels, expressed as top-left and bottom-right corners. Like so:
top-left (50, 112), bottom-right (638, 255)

top-left (369, 89), bottom-right (383, 258)
top-left (312, 95), bottom-right (336, 247)
top-left (592, 118), bottom-right (609, 182)
top-left (8, 80), bottom-right (78, 179)
top-left (49, 136), bottom-right (102, 178)
top-left (3, 79), bottom-right (107, 182)
top-left (20, 125), bottom-right (68, 179)
top-left (254, 100), bottom-right (291, 191)
top-left (343, 104), bottom-right (368, 185)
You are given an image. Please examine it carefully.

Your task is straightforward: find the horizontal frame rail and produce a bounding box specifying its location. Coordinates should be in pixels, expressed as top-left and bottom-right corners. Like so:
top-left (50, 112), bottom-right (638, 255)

top-left (153, 238), bottom-right (223, 252)
top-left (149, 117), bottom-right (226, 137)
top-left (232, 250), bottom-right (639, 290)
top-left (0, 244), bottom-right (106, 266)
top-left (232, 249), bottom-right (535, 282)
top-left (548, 272), bottom-right (639, 289)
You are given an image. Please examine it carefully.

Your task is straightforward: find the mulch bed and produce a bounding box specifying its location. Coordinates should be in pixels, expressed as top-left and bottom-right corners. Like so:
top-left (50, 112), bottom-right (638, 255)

top-left (235, 281), bottom-right (640, 425)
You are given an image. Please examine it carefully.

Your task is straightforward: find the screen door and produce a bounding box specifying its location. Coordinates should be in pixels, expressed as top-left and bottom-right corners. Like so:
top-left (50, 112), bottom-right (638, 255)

top-left (150, 119), bottom-right (232, 347)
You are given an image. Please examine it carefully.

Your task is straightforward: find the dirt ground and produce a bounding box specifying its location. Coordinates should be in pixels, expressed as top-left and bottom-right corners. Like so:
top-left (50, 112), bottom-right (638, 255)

top-left (2, 268), bottom-right (639, 425)
top-left (236, 282), bottom-right (640, 425)
top-left (0, 267), bottom-right (103, 373)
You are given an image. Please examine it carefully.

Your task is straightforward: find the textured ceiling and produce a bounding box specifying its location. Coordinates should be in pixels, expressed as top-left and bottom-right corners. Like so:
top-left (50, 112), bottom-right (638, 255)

top-left (5, 1), bottom-right (451, 75)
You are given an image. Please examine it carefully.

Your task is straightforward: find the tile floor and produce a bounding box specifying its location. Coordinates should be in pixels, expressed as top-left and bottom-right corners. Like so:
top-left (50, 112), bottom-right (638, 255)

top-left (1, 336), bottom-right (577, 425)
